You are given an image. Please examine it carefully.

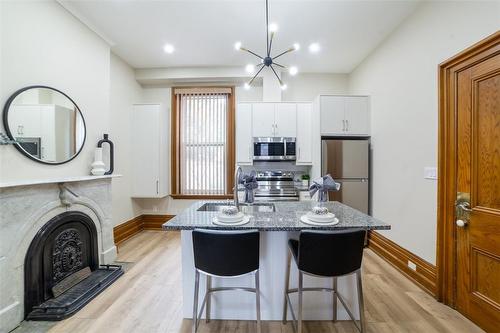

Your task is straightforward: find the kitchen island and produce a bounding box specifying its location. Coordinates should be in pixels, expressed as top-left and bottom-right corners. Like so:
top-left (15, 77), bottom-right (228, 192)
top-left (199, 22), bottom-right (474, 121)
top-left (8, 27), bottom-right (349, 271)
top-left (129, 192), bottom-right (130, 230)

top-left (163, 200), bottom-right (390, 321)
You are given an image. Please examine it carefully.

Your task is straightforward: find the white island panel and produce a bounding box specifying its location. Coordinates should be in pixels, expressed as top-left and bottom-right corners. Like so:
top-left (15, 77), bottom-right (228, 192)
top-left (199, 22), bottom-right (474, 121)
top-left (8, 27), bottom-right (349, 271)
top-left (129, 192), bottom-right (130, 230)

top-left (180, 230), bottom-right (359, 321)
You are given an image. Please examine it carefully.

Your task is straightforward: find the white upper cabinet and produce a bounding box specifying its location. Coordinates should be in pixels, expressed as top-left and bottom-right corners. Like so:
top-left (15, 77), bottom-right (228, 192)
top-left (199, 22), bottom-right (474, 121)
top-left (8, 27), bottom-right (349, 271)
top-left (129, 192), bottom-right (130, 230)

top-left (236, 103), bottom-right (253, 165)
top-left (274, 103), bottom-right (297, 137)
top-left (252, 103), bottom-right (297, 137)
top-left (131, 104), bottom-right (169, 198)
top-left (320, 96), bottom-right (345, 135)
top-left (319, 95), bottom-right (370, 136)
top-left (296, 103), bottom-right (313, 165)
top-left (344, 97), bottom-right (370, 135)
top-left (252, 103), bottom-right (275, 137)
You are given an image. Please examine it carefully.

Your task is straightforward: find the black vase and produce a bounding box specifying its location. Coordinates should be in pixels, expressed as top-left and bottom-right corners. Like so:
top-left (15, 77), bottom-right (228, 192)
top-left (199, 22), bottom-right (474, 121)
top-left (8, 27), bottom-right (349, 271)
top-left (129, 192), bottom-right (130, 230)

top-left (97, 134), bottom-right (114, 175)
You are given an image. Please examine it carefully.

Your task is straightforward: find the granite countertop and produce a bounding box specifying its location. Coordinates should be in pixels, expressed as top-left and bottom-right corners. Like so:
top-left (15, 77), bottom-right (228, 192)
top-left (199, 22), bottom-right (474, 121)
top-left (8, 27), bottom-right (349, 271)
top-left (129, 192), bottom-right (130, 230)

top-left (163, 200), bottom-right (390, 231)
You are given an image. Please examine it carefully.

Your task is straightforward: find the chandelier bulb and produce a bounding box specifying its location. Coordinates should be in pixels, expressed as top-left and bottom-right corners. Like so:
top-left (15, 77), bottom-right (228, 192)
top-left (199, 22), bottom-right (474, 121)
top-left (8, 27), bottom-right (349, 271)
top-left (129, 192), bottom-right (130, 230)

top-left (293, 43), bottom-right (300, 51)
top-left (245, 64), bottom-right (255, 73)
top-left (269, 23), bottom-right (278, 33)
top-left (244, 83), bottom-right (251, 90)
top-left (289, 66), bottom-right (298, 76)
top-left (234, 41), bottom-right (242, 51)
top-left (280, 83), bottom-right (287, 91)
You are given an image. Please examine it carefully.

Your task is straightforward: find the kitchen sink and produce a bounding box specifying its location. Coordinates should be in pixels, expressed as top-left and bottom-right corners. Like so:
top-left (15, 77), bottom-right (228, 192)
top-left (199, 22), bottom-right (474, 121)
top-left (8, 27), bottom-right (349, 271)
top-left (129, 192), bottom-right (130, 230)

top-left (197, 202), bottom-right (276, 213)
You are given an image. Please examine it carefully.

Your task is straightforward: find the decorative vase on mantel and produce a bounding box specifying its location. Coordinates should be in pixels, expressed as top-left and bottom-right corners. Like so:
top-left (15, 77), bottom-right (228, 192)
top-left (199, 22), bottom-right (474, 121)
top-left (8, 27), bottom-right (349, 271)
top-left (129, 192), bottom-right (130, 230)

top-left (90, 147), bottom-right (106, 176)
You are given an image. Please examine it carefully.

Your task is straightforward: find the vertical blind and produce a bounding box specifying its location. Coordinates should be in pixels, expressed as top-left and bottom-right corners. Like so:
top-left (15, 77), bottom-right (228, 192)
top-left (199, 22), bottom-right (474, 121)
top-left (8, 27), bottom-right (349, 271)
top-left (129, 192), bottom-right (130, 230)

top-left (177, 91), bottom-right (229, 195)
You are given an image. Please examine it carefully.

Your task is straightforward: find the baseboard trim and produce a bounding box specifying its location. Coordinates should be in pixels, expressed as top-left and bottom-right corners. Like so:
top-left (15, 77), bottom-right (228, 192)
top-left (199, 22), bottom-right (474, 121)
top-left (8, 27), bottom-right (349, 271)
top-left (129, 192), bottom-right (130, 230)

top-left (113, 214), bottom-right (174, 246)
top-left (368, 231), bottom-right (437, 297)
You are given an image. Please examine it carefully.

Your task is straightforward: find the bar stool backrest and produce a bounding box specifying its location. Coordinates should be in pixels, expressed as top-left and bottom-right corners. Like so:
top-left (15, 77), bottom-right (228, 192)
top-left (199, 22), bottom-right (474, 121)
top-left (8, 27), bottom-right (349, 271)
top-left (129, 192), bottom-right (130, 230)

top-left (192, 229), bottom-right (260, 277)
top-left (298, 229), bottom-right (366, 277)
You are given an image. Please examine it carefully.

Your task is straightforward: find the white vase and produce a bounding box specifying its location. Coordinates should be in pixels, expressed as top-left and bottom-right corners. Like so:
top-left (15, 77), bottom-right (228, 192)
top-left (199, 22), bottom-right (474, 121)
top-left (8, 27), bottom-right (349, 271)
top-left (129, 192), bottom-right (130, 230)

top-left (91, 148), bottom-right (106, 176)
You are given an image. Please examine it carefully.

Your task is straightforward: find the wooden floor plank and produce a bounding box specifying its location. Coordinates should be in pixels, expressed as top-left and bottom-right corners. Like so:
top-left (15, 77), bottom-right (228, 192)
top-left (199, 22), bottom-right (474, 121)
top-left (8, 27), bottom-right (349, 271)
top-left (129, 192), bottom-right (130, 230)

top-left (46, 230), bottom-right (483, 333)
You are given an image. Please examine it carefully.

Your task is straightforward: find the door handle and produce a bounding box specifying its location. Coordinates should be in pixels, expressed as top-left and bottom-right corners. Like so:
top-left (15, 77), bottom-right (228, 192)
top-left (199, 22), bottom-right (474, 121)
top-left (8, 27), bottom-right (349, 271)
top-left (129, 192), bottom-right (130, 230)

top-left (457, 201), bottom-right (472, 213)
top-left (455, 192), bottom-right (472, 223)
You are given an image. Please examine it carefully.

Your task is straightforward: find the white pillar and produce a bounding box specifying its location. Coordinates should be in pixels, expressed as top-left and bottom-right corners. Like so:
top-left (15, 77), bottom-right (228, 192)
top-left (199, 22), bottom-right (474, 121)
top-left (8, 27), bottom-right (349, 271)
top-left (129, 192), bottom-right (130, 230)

top-left (262, 70), bottom-right (282, 102)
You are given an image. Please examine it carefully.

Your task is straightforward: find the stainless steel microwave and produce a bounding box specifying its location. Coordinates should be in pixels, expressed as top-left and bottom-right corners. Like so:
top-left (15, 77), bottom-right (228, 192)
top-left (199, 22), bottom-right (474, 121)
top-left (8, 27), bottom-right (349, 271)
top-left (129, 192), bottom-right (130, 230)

top-left (253, 137), bottom-right (296, 161)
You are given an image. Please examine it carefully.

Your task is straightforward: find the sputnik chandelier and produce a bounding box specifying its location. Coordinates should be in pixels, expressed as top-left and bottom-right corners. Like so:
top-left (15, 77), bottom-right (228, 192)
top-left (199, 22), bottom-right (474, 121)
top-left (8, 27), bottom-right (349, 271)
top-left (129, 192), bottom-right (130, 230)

top-left (234, 0), bottom-right (300, 90)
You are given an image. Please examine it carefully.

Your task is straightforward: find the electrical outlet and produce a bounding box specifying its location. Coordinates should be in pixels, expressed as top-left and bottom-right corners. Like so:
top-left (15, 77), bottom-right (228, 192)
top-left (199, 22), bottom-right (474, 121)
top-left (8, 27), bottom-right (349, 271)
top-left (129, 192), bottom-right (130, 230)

top-left (408, 260), bottom-right (417, 271)
top-left (424, 167), bottom-right (437, 180)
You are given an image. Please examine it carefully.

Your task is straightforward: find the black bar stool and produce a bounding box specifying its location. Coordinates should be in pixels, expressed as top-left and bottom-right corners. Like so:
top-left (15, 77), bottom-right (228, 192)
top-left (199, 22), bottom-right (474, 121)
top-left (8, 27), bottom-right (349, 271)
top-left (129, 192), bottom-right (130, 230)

top-left (192, 229), bottom-right (261, 333)
top-left (283, 229), bottom-right (366, 333)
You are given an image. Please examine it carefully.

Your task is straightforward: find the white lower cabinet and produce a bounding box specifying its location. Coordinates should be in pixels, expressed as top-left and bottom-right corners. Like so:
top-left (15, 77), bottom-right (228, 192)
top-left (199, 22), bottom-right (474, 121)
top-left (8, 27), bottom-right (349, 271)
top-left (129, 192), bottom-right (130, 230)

top-left (131, 104), bottom-right (168, 198)
top-left (236, 103), bottom-right (253, 165)
top-left (296, 103), bottom-right (313, 165)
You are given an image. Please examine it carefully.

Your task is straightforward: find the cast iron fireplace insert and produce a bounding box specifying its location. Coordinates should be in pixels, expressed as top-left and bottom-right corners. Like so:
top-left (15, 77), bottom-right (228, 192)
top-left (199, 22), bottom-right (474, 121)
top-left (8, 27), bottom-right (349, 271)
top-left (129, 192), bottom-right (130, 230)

top-left (24, 211), bottom-right (123, 321)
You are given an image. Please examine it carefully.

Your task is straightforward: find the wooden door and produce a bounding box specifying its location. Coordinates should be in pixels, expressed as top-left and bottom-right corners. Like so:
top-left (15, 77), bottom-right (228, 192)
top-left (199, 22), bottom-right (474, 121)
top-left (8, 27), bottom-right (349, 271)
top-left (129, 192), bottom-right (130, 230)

top-left (438, 32), bottom-right (500, 333)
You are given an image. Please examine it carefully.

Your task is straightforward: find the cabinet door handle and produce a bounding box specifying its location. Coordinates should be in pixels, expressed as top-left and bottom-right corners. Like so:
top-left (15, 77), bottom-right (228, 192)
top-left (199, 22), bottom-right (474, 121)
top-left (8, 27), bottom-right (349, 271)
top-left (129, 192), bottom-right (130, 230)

top-left (346, 120), bottom-right (349, 132)
top-left (249, 146), bottom-right (252, 161)
top-left (298, 147), bottom-right (301, 160)
top-left (342, 120), bottom-right (346, 131)
top-left (156, 180), bottom-right (159, 194)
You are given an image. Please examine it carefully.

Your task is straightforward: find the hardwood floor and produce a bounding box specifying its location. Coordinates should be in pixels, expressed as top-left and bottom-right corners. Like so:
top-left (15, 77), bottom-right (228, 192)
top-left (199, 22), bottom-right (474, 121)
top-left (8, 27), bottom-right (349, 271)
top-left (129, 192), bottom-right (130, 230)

top-left (47, 230), bottom-right (483, 333)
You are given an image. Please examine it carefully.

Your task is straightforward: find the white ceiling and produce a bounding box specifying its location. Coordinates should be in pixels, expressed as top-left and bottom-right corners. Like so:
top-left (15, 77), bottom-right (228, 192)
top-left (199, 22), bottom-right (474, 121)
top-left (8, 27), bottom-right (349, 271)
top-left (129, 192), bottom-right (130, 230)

top-left (60, 0), bottom-right (420, 73)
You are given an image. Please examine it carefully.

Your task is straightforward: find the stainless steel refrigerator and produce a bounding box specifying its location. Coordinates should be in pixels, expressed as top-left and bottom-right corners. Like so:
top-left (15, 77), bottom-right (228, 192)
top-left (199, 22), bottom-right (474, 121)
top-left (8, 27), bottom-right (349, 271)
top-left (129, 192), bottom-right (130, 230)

top-left (321, 138), bottom-right (370, 214)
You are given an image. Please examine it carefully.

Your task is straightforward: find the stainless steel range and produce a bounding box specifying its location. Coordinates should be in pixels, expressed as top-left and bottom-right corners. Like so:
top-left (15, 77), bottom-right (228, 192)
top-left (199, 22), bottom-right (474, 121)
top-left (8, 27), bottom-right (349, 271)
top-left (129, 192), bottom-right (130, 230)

top-left (254, 171), bottom-right (299, 202)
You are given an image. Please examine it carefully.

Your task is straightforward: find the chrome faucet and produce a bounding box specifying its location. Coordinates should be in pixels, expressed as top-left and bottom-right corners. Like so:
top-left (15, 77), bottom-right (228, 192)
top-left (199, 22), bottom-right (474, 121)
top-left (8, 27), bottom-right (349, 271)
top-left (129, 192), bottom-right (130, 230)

top-left (234, 166), bottom-right (242, 210)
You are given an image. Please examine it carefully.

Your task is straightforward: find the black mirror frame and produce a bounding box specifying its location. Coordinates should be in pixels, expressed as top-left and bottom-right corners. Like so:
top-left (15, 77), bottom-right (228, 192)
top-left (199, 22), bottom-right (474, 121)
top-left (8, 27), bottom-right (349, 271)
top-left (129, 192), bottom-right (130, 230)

top-left (2, 85), bottom-right (87, 165)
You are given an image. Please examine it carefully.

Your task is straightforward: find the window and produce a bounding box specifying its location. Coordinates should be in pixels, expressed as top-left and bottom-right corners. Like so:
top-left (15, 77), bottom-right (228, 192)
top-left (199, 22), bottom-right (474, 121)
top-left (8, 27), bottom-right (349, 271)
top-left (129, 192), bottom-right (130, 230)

top-left (171, 87), bottom-right (235, 198)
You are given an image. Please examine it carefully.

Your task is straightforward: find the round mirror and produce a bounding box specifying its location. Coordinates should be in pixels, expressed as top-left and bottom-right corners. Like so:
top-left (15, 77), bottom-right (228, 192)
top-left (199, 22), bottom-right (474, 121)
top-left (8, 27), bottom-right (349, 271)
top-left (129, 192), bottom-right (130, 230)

top-left (3, 86), bottom-right (86, 164)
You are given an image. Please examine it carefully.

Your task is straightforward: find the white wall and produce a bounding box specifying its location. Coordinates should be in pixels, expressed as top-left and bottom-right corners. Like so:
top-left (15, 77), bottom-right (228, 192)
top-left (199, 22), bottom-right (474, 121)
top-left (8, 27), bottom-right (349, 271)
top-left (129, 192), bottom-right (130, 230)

top-left (109, 53), bottom-right (143, 225)
top-left (348, 1), bottom-right (500, 264)
top-left (0, 1), bottom-right (110, 181)
top-left (282, 73), bottom-right (348, 101)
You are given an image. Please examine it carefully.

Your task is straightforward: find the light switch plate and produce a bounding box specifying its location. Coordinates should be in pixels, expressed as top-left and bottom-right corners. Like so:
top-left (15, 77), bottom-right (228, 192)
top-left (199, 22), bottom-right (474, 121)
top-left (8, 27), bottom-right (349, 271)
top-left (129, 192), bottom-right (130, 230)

top-left (424, 167), bottom-right (437, 180)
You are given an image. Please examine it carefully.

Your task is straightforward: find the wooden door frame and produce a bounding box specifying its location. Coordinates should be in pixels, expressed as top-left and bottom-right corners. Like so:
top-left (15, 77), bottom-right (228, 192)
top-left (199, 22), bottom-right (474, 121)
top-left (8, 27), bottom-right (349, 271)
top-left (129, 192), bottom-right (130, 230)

top-left (437, 31), bottom-right (500, 306)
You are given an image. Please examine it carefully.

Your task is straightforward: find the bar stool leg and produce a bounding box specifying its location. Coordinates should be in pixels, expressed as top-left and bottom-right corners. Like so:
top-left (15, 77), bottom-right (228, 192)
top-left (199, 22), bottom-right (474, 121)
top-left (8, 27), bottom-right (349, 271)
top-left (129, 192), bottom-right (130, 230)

top-left (205, 275), bottom-right (212, 323)
top-left (192, 270), bottom-right (200, 333)
top-left (298, 271), bottom-right (303, 333)
top-left (356, 270), bottom-right (366, 333)
top-left (282, 250), bottom-right (291, 324)
top-left (255, 270), bottom-right (262, 333)
top-left (332, 276), bottom-right (338, 322)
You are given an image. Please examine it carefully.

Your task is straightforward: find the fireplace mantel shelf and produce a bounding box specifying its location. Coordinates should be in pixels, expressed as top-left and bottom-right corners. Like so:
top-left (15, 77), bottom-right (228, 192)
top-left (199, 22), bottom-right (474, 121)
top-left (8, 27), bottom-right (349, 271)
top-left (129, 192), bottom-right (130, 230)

top-left (0, 174), bottom-right (122, 189)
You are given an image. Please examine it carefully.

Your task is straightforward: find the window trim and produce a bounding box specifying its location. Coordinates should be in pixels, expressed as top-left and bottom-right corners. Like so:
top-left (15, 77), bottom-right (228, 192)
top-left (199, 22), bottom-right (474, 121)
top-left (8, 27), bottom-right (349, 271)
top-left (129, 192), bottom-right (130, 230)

top-left (170, 86), bottom-right (235, 199)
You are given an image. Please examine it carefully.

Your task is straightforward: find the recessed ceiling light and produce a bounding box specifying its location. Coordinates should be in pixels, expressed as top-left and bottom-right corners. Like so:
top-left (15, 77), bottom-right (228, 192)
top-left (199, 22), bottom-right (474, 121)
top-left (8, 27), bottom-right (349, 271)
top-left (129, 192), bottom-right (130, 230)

top-left (308, 43), bottom-right (320, 53)
top-left (163, 44), bottom-right (175, 54)
top-left (289, 66), bottom-right (298, 76)
top-left (245, 64), bottom-right (255, 73)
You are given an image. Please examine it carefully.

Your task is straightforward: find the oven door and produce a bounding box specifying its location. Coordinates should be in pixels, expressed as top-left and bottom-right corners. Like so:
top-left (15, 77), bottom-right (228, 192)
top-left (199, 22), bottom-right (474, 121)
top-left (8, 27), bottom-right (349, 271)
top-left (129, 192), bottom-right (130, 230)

top-left (253, 137), bottom-right (285, 161)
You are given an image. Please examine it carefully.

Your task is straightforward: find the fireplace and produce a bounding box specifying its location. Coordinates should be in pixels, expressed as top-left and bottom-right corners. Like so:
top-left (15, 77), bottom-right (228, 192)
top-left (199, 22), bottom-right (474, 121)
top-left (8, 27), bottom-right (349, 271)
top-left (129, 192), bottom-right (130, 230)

top-left (24, 211), bottom-right (123, 321)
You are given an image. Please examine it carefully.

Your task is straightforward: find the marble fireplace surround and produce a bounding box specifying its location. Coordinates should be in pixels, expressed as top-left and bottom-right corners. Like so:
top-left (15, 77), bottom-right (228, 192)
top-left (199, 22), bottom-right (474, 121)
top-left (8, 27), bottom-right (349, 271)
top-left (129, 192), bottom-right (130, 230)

top-left (0, 175), bottom-right (119, 333)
